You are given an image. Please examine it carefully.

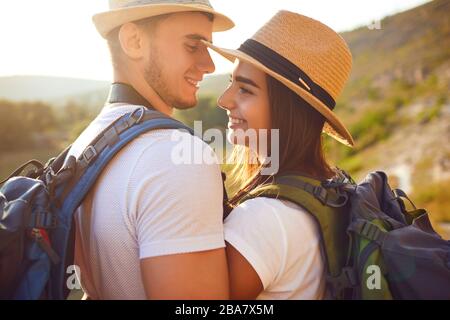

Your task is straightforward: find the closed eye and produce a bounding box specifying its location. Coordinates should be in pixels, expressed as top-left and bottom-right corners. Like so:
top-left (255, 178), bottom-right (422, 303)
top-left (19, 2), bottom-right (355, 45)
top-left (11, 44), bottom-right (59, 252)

top-left (239, 87), bottom-right (253, 95)
top-left (186, 44), bottom-right (199, 53)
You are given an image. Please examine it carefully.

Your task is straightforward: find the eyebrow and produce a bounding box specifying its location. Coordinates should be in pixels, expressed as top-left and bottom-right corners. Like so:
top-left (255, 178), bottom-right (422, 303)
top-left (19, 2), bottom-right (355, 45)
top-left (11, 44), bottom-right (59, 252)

top-left (235, 75), bottom-right (261, 89)
top-left (185, 34), bottom-right (212, 43)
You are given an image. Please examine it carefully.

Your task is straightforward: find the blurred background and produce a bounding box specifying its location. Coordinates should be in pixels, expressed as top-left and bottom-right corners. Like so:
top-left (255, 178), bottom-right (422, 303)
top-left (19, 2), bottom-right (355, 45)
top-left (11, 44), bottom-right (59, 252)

top-left (0, 0), bottom-right (449, 238)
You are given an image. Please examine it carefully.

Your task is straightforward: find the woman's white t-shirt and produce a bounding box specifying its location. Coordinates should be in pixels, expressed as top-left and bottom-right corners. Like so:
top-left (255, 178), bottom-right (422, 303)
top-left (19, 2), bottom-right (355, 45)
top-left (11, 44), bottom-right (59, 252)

top-left (224, 197), bottom-right (327, 300)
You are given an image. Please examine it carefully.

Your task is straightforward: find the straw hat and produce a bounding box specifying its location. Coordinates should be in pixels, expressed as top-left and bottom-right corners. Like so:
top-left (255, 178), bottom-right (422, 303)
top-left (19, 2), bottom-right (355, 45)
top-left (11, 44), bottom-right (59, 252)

top-left (93, 0), bottom-right (235, 38)
top-left (203, 10), bottom-right (355, 147)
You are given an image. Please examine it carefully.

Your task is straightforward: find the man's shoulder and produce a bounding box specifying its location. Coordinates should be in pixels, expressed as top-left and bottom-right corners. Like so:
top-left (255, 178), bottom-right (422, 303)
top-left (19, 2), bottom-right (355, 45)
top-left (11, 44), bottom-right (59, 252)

top-left (133, 128), bottom-right (219, 167)
top-left (69, 103), bottom-right (221, 180)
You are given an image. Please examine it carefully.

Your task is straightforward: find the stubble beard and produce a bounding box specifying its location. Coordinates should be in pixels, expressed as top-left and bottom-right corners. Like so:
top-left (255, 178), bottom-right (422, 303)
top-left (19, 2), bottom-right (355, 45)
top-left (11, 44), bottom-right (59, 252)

top-left (143, 46), bottom-right (197, 110)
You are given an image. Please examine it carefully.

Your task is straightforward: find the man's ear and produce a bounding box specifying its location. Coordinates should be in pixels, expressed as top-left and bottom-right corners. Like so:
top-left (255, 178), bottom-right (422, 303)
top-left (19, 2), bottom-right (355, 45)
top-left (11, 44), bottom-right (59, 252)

top-left (118, 22), bottom-right (144, 60)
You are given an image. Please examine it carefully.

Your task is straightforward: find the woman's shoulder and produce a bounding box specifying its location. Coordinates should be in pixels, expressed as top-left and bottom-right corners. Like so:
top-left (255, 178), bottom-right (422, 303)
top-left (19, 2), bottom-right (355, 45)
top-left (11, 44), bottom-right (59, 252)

top-left (227, 197), bottom-right (294, 223)
top-left (236, 196), bottom-right (285, 211)
top-left (226, 197), bottom-right (321, 244)
top-left (224, 196), bottom-right (324, 292)
top-left (233, 196), bottom-right (309, 218)
top-left (228, 197), bottom-right (315, 228)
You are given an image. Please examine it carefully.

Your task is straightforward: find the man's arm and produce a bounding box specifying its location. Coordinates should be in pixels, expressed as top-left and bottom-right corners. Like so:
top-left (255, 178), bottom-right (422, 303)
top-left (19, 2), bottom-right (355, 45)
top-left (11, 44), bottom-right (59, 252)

top-left (130, 133), bottom-right (229, 299)
top-left (140, 248), bottom-right (229, 299)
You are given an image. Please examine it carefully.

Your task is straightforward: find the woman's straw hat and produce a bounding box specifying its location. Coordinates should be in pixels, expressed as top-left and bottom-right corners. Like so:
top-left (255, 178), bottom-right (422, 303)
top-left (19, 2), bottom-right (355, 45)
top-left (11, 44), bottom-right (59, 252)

top-left (203, 10), bottom-right (355, 147)
top-left (93, 0), bottom-right (234, 38)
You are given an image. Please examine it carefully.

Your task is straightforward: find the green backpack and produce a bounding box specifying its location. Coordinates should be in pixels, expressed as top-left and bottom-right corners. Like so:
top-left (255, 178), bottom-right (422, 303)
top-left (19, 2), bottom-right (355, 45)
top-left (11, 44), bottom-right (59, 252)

top-left (239, 169), bottom-right (450, 300)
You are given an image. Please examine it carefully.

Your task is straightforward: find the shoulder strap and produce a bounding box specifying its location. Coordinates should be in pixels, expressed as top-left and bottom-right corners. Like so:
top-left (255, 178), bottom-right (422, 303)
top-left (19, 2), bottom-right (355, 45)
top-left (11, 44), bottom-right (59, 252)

top-left (50, 107), bottom-right (193, 299)
top-left (242, 174), bottom-right (351, 280)
top-left (59, 107), bottom-right (191, 205)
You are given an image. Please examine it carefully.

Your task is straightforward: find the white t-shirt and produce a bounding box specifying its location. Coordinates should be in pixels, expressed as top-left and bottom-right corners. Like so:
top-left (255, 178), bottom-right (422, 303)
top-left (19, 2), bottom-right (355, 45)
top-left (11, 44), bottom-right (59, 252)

top-left (224, 197), bottom-right (326, 300)
top-left (69, 103), bottom-right (225, 300)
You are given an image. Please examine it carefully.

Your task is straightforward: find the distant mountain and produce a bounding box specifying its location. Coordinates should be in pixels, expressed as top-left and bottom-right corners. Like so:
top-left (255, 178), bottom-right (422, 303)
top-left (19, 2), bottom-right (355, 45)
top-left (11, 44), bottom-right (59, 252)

top-left (331, 0), bottom-right (450, 222)
top-left (0, 74), bottom-right (230, 107)
top-left (340, 0), bottom-right (450, 102)
top-left (0, 76), bottom-right (109, 107)
top-left (1, 0), bottom-right (448, 107)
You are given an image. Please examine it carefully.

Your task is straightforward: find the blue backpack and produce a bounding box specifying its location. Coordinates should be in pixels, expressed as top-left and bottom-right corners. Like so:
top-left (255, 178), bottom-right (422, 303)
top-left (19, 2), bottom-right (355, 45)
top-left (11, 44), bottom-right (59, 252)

top-left (240, 170), bottom-right (450, 299)
top-left (0, 107), bottom-right (194, 299)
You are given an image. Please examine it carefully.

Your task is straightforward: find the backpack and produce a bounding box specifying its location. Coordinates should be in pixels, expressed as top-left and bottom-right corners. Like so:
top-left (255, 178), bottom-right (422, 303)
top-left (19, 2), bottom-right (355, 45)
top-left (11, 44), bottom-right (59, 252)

top-left (0, 107), bottom-right (196, 299)
top-left (240, 169), bottom-right (450, 299)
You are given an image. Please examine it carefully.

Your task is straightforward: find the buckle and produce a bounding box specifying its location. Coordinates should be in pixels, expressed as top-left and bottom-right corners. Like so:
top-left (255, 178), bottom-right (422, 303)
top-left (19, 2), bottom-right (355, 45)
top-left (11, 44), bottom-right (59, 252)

top-left (326, 267), bottom-right (359, 298)
top-left (82, 146), bottom-right (97, 164)
top-left (342, 267), bottom-right (358, 287)
top-left (313, 186), bottom-right (328, 205)
top-left (45, 167), bottom-right (55, 185)
top-left (355, 221), bottom-right (387, 245)
top-left (328, 191), bottom-right (349, 208)
top-left (128, 106), bottom-right (146, 126)
top-left (32, 210), bottom-right (57, 229)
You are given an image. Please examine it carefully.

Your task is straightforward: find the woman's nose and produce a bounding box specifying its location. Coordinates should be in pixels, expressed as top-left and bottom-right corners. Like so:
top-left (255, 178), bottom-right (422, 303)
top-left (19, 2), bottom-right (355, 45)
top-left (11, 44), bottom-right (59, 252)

top-left (217, 88), bottom-right (234, 111)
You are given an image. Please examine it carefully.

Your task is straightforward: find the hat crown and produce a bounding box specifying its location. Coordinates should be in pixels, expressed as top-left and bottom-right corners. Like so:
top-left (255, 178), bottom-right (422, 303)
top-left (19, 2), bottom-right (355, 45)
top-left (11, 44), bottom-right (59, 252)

top-left (252, 10), bottom-right (352, 100)
top-left (109, 0), bottom-right (213, 10)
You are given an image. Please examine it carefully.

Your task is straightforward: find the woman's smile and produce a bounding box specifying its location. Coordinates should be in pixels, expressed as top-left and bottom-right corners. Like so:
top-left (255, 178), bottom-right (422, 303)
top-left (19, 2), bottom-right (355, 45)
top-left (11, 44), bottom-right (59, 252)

top-left (228, 116), bottom-right (247, 129)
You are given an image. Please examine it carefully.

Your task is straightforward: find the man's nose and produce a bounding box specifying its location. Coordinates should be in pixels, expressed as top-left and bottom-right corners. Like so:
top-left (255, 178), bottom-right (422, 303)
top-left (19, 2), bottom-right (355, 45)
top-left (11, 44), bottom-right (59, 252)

top-left (197, 48), bottom-right (216, 74)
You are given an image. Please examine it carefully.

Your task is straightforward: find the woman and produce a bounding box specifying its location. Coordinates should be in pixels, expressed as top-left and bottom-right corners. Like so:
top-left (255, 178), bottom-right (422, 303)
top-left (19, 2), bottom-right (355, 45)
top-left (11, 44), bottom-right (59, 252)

top-left (203, 11), bottom-right (355, 299)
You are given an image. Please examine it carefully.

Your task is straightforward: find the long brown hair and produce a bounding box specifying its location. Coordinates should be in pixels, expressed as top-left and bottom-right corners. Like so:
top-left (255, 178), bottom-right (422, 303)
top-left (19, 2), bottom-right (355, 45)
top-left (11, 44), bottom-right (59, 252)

top-left (228, 74), bottom-right (336, 208)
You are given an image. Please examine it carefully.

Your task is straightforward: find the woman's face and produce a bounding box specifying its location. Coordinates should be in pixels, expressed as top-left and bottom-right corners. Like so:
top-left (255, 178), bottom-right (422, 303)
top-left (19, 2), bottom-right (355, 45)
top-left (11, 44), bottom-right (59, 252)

top-left (218, 60), bottom-right (271, 147)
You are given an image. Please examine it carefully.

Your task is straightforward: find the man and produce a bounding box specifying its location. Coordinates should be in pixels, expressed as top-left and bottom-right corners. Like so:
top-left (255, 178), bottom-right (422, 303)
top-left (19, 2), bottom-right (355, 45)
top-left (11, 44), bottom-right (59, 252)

top-left (69, 0), bottom-right (234, 299)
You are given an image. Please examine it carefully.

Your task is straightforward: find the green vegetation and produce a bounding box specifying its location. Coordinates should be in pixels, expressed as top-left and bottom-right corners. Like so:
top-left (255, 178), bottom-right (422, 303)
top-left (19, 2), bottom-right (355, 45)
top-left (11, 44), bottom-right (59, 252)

top-left (411, 179), bottom-right (450, 223)
top-left (0, 99), bottom-right (96, 179)
top-left (0, 147), bottom-right (60, 179)
top-left (0, 99), bottom-right (96, 151)
top-left (416, 94), bottom-right (446, 124)
top-left (0, 100), bottom-right (58, 152)
top-left (173, 94), bottom-right (228, 132)
top-left (409, 155), bottom-right (450, 223)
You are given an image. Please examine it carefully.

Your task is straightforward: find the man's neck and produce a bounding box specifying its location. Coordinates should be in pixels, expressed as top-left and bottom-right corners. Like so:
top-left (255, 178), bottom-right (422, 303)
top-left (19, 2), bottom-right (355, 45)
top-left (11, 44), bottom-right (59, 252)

top-left (113, 71), bottom-right (173, 116)
top-left (107, 83), bottom-right (152, 108)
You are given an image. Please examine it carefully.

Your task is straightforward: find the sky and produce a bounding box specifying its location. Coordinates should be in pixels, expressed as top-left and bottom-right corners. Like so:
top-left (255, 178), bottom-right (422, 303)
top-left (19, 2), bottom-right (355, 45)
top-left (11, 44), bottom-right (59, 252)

top-left (0, 0), bottom-right (430, 81)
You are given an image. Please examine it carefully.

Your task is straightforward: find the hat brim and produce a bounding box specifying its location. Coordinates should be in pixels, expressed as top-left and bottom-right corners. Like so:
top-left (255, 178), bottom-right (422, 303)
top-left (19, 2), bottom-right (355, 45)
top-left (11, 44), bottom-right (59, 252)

top-left (93, 4), bottom-right (234, 38)
top-left (202, 40), bottom-right (355, 148)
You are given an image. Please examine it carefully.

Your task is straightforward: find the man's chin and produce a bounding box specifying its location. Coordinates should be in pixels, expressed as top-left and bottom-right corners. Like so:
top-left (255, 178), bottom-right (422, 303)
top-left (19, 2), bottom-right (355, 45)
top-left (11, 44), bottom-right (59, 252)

top-left (172, 98), bottom-right (198, 110)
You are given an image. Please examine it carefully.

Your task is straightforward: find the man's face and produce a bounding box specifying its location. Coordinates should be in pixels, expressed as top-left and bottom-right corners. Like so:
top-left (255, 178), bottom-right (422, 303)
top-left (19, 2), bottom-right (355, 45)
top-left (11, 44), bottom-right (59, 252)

top-left (141, 12), bottom-right (215, 109)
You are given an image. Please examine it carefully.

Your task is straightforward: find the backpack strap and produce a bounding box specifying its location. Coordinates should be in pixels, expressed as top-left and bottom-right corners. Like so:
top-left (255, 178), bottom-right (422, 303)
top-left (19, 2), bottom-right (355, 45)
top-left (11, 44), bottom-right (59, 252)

top-left (74, 182), bottom-right (99, 299)
top-left (241, 174), bottom-right (354, 298)
top-left (57, 107), bottom-right (189, 203)
top-left (275, 176), bottom-right (349, 208)
top-left (49, 108), bottom-right (194, 299)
